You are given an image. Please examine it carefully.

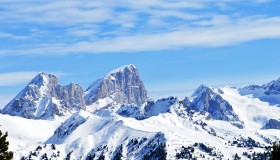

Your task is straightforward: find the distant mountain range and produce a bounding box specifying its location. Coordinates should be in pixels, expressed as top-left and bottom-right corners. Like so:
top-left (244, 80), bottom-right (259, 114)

top-left (1, 64), bottom-right (280, 160)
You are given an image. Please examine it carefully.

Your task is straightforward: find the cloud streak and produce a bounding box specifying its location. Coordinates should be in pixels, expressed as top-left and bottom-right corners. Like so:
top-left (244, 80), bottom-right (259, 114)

top-left (0, 72), bottom-right (38, 86)
top-left (0, 0), bottom-right (278, 55)
top-left (0, 15), bottom-right (280, 55)
top-left (0, 0), bottom-right (270, 26)
top-left (0, 32), bottom-right (29, 40)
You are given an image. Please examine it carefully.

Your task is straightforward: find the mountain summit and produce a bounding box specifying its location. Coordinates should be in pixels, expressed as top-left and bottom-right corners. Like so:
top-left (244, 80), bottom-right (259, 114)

top-left (186, 85), bottom-right (243, 128)
top-left (2, 73), bottom-right (85, 119)
top-left (28, 72), bottom-right (58, 88)
top-left (240, 77), bottom-right (280, 106)
top-left (2, 65), bottom-right (149, 119)
top-left (85, 64), bottom-right (148, 106)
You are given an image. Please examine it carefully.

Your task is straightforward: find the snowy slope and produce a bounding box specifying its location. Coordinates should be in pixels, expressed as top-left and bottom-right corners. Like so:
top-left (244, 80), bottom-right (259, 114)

top-left (117, 97), bottom-right (186, 120)
top-left (4, 95), bottom-right (279, 160)
top-left (0, 114), bottom-right (63, 154)
top-left (10, 110), bottom-right (167, 160)
top-left (222, 86), bottom-right (280, 130)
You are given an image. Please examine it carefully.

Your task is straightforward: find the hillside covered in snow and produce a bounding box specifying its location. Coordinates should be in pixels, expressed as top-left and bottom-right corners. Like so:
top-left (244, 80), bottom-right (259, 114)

top-left (1, 64), bottom-right (280, 160)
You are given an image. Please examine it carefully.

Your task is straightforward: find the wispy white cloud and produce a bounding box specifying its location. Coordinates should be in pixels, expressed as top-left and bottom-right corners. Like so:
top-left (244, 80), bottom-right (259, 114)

top-left (0, 71), bottom-right (38, 86)
top-left (0, 0), bottom-right (277, 55)
top-left (67, 28), bottom-right (97, 37)
top-left (0, 0), bottom-right (270, 25)
top-left (0, 15), bottom-right (279, 55)
top-left (0, 32), bottom-right (28, 40)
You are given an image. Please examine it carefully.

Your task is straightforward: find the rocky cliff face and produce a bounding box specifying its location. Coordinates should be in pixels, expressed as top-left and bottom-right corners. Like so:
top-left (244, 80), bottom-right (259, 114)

top-left (186, 85), bottom-right (243, 128)
top-left (1, 73), bottom-right (85, 119)
top-left (262, 119), bottom-right (280, 129)
top-left (85, 64), bottom-right (148, 106)
top-left (263, 78), bottom-right (280, 95)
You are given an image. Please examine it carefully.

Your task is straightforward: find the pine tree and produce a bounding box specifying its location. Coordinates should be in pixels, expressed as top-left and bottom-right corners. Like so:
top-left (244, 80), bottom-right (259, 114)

top-left (234, 153), bottom-right (241, 160)
top-left (270, 141), bottom-right (280, 160)
top-left (0, 130), bottom-right (13, 160)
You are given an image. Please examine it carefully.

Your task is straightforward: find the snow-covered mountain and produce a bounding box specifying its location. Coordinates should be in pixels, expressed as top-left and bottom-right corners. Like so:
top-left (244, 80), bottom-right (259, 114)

top-left (240, 78), bottom-right (280, 106)
top-left (117, 97), bottom-right (186, 120)
top-left (1, 73), bottom-right (85, 119)
top-left (0, 65), bottom-right (280, 160)
top-left (185, 85), bottom-right (244, 128)
top-left (262, 119), bottom-right (280, 129)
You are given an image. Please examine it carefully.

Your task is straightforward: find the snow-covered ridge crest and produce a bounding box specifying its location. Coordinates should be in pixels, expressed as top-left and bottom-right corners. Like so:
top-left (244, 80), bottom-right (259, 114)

top-left (240, 77), bottom-right (280, 106)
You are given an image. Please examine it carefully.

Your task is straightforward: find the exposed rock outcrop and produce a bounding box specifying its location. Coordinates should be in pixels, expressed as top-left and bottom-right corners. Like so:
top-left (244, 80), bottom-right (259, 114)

top-left (185, 85), bottom-right (243, 128)
top-left (85, 64), bottom-right (148, 106)
top-left (240, 77), bottom-right (280, 106)
top-left (262, 119), bottom-right (280, 130)
top-left (2, 73), bottom-right (85, 119)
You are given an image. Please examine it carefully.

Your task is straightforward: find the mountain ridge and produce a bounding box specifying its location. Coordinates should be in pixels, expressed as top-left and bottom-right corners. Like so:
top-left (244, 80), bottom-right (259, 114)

top-left (240, 78), bottom-right (280, 106)
top-left (1, 65), bottom-right (280, 159)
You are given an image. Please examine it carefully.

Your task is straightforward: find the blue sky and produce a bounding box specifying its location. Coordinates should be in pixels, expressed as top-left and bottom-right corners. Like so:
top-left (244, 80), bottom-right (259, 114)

top-left (1, 0), bottom-right (280, 107)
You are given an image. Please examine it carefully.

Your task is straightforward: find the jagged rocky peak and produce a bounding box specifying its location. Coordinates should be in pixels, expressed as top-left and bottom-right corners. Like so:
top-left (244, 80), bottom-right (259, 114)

top-left (29, 72), bottom-right (58, 87)
top-left (61, 82), bottom-right (85, 110)
top-left (263, 77), bottom-right (280, 94)
top-left (262, 119), bottom-right (280, 130)
top-left (187, 85), bottom-right (243, 128)
top-left (106, 64), bottom-right (137, 78)
top-left (242, 77), bottom-right (280, 94)
top-left (2, 72), bottom-right (85, 119)
top-left (192, 84), bottom-right (214, 97)
top-left (188, 85), bottom-right (220, 112)
top-left (85, 64), bottom-right (148, 106)
top-left (240, 77), bottom-right (280, 106)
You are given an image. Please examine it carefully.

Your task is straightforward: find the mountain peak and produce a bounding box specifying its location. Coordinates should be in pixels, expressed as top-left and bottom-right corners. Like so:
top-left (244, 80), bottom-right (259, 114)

top-left (85, 64), bottom-right (148, 106)
top-left (187, 85), bottom-right (243, 128)
top-left (240, 77), bottom-right (280, 106)
top-left (111, 64), bottom-right (136, 72)
top-left (192, 84), bottom-right (213, 97)
top-left (2, 72), bottom-right (85, 119)
top-left (35, 72), bottom-right (56, 79)
top-left (105, 64), bottom-right (137, 78)
top-left (265, 77), bottom-right (280, 88)
top-left (29, 72), bottom-right (58, 87)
